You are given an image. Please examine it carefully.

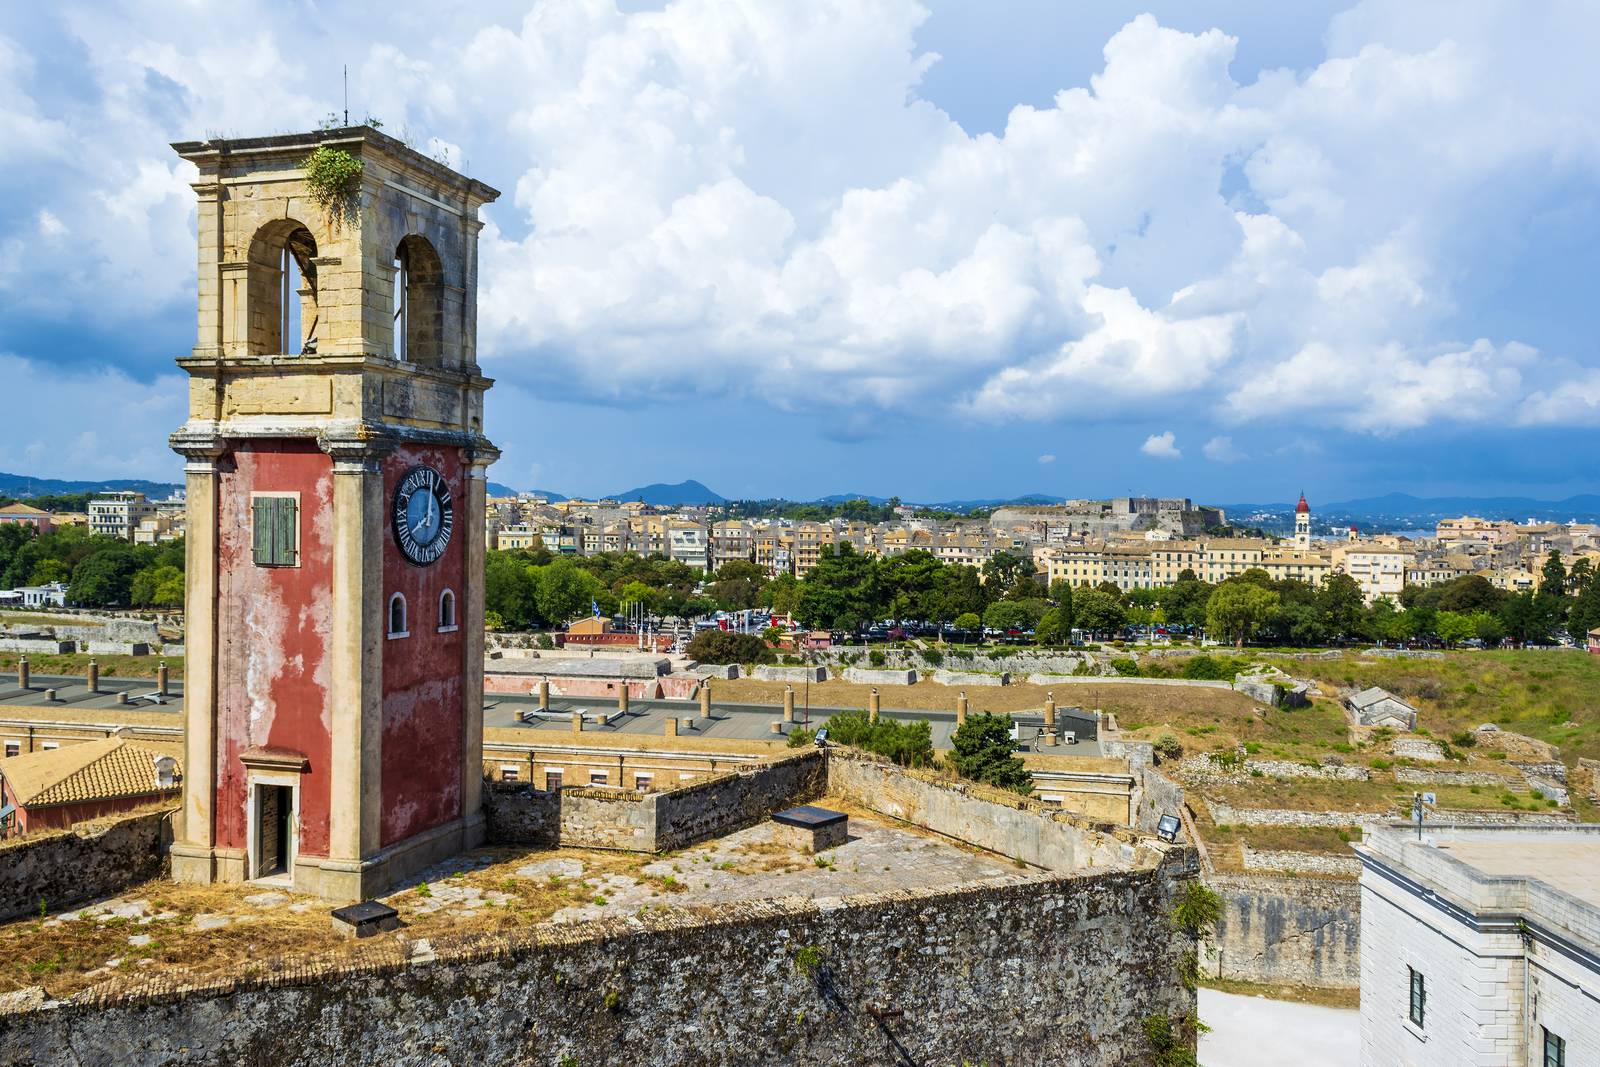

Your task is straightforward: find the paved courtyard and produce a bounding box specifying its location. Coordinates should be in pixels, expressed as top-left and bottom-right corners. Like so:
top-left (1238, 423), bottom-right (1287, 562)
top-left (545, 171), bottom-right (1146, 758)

top-left (1198, 988), bottom-right (1358, 1067)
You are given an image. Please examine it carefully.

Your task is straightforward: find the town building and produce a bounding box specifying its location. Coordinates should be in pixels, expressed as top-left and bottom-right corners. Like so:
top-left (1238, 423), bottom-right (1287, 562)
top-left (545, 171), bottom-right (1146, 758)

top-left (1356, 824), bottom-right (1600, 1066)
top-left (167, 125), bottom-right (499, 900)
top-left (0, 502), bottom-right (54, 533)
top-left (0, 736), bottom-right (180, 835)
top-left (87, 491), bottom-right (160, 540)
top-left (1331, 541), bottom-right (1412, 603)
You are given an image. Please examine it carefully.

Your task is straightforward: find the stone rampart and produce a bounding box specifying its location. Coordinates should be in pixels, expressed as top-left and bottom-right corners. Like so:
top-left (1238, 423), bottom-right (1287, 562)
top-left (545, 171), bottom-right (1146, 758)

top-left (930, 669), bottom-right (1009, 686)
top-left (1240, 844), bottom-right (1362, 878)
top-left (651, 750), bottom-right (825, 850)
top-left (827, 753), bottom-right (1178, 873)
top-left (1394, 767), bottom-right (1513, 788)
top-left (482, 753), bottom-right (826, 854)
top-left (839, 667), bottom-right (917, 686)
top-left (0, 808), bottom-right (171, 922)
top-left (752, 665), bottom-right (827, 683)
top-left (1203, 873), bottom-right (1361, 990)
top-left (1205, 803), bottom-right (1376, 829)
top-left (0, 867), bottom-right (1195, 1067)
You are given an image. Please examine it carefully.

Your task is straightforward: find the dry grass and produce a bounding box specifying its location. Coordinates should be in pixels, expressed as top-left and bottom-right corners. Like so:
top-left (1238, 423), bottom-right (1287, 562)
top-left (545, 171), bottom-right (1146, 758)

top-left (1200, 975), bottom-right (1359, 1010)
top-left (0, 846), bottom-right (652, 1000)
top-left (712, 676), bottom-right (1264, 720)
top-left (0, 652), bottom-right (180, 679)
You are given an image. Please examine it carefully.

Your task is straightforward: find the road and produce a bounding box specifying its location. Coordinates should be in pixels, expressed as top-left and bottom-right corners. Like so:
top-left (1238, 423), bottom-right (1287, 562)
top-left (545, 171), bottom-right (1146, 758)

top-left (1198, 988), bottom-right (1359, 1067)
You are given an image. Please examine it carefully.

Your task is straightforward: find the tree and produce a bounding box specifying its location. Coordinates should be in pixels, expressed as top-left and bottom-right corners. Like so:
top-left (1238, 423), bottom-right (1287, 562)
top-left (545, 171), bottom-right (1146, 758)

top-left (948, 712), bottom-right (1031, 793)
top-left (1472, 611), bottom-right (1505, 646)
top-left (1073, 587), bottom-right (1126, 636)
top-left (685, 629), bottom-right (772, 665)
top-left (1033, 607), bottom-right (1066, 645)
top-left (1499, 590), bottom-right (1563, 645)
top-left (1567, 583), bottom-right (1600, 645)
top-left (1541, 550), bottom-right (1568, 595)
top-left (1047, 579), bottom-right (1074, 632)
top-left (1435, 610), bottom-right (1476, 647)
top-left (762, 572), bottom-right (802, 616)
top-left (1205, 582), bottom-right (1280, 648)
top-left (982, 600), bottom-right (1032, 632)
top-left (1433, 574), bottom-right (1504, 614)
top-left (795, 544), bottom-right (879, 630)
top-left (67, 548), bottom-right (143, 607)
top-left (484, 552), bottom-right (538, 629)
top-left (981, 551), bottom-right (1035, 598)
top-left (953, 611), bottom-right (982, 633)
top-left (130, 565), bottom-right (184, 609)
top-left (534, 558), bottom-right (604, 625)
top-left (1317, 573), bottom-right (1366, 639)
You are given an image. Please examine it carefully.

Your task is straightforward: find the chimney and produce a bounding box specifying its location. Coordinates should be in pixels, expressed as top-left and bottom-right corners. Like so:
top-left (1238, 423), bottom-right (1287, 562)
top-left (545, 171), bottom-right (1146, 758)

top-left (617, 686), bottom-right (630, 714)
top-left (156, 660), bottom-right (169, 697)
top-left (17, 655), bottom-right (28, 690)
top-left (956, 692), bottom-right (968, 725)
top-left (869, 687), bottom-right (880, 723)
top-left (699, 679), bottom-right (712, 718)
top-left (665, 717), bottom-right (679, 737)
top-left (86, 659), bottom-right (99, 694)
top-left (539, 678), bottom-right (551, 711)
top-left (570, 712), bottom-right (584, 734)
top-left (783, 685), bottom-right (796, 723)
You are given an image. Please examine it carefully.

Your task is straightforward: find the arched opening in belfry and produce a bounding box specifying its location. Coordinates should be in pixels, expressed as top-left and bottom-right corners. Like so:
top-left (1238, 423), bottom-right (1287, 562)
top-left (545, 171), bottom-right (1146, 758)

top-left (392, 234), bottom-right (444, 366)
top-left (246, 220), bottom-right (319, 356)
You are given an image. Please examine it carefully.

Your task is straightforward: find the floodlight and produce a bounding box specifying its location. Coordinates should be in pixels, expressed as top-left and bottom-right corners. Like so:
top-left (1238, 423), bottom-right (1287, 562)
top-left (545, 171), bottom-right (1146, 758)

top-left (814, 727), bottom-right (829, 746)
top-left (1156, 814), bottom-right (1181, 842)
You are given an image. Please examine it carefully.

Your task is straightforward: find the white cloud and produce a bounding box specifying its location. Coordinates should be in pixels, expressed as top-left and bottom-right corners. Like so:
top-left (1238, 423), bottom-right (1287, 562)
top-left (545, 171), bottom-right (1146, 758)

top-left (1203, 436), bottom-right (1244, 463)
top-left (1037, 453), bottom-right (1056, 464)
top-left (0, 0), bottom-right (1597, 480)
top-left (1141, 431), bottom-right (1181, 460)
top-left (0, 354), bottom-right (185, 479)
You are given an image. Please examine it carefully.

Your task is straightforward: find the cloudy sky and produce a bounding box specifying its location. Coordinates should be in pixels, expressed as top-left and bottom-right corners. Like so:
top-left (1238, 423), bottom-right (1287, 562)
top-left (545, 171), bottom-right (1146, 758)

top-left (2, 0), bottom-right (1598, 503)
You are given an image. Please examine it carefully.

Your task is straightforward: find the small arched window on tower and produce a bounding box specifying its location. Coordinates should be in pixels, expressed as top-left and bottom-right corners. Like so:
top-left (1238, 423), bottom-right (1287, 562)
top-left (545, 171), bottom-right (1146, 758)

top-left (392, 235), bottom-right (444, 365)
top-left (438, 588), bottom-right (458, 633)
top-left (387, 593), bottom-right (409, 639)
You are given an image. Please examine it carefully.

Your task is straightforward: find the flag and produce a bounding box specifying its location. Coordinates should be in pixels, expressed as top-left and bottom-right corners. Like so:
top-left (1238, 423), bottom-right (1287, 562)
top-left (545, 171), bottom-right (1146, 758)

top-left (592, 598), bottom-right (601, 618)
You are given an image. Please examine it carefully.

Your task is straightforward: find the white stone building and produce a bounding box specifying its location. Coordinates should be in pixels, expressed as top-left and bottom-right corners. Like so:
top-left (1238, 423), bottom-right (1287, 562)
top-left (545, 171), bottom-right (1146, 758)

top-left (1355, 824), bottom-right (1600, 1066)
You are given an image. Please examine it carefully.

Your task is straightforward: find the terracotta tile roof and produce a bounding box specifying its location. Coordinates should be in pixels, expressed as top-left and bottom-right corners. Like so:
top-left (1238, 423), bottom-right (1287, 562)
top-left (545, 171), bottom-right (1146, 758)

top-left (0, 503), bottom-right (49, 516)
top-left (0, 738), bottom-right (179, 808)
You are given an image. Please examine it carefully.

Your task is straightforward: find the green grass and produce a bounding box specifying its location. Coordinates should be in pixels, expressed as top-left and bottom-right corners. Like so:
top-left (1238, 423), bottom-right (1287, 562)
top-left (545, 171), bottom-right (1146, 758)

top-left (0, 652), bottom-right (178, 679)
top-left (1292, 650), bottom-right (1600, 764)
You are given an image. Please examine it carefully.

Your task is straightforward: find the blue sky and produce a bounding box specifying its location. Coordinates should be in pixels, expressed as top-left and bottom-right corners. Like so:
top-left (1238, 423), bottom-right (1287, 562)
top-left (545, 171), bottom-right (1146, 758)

top-left (2, 0), bottom-right (1598, 504)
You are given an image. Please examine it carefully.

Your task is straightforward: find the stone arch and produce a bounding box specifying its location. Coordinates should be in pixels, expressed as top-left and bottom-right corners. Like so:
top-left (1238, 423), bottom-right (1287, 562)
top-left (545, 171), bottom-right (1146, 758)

top-left (244, 219), bottom-right (320, 356)
top-left (392, 234), bottom-right (445, 366)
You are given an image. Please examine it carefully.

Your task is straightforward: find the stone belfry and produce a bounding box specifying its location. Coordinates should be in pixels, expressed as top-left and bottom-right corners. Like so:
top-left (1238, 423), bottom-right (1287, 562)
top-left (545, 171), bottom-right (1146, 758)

top-left (167, 126), bottom-right (500, 900)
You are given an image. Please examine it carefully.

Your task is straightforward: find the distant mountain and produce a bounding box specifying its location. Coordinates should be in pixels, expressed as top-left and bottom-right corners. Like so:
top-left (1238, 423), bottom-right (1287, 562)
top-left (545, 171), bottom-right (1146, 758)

top-left (0, 471), bottom-right (183, 499)
top-left (607, 479), bottom-right (726, 505)
top-left (486, 481), bottom-right (567, 501)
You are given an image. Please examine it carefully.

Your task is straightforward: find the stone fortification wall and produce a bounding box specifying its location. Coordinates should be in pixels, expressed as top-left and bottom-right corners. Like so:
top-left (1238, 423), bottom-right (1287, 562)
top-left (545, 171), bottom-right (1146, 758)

top-left (1206, 803), bottom-right (1376, 829)
top-left (752, 665), bottom-right (827, 683)
top-left (0, 638), bottom-right (73, 654)
top-left (930, 669), bottom-right (1009, 686)
top-left (481, 781), bottom-right (559, 847)
top-left (839, 667), bottom-right (916, 685)
top-left (1203, 873), bottom-right (1361, 989)
top-left (480, 752), bottom-right (825, 854)
top-left (651, 750), bottom-right (825, 850)
top-left (1239, 844), bottom-right (1362, 878)
top-left (0, 866), bottom-right (1194, 1067)
top-left (827, 753), bottom-right (1177, 873)
top-left (0, 808), bottom-right (170, 922)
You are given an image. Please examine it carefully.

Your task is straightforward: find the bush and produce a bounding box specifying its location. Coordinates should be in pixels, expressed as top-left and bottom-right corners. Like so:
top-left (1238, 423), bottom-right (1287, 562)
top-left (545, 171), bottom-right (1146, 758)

top-left (821, 710), bottom-right (932, 767)
top-left (868, 649), bottom-right (886, 667)
top-left (787, 726), bottom-right (815, 748)
top-left (1111, 657), bottom-right (1141, 677)
top-left (1449, 730), bottom-right (1477, 748)
top-left (1152, 733), bottom-right (1183, 763)
top-left (1179, 654), bottom-right (1242, 681)
top-left (948, 712), bottom-right (1031, 793)
top-left (919, 647), bottom-right (944, 667)
top-left (686, 629), bottom-right (772, 665)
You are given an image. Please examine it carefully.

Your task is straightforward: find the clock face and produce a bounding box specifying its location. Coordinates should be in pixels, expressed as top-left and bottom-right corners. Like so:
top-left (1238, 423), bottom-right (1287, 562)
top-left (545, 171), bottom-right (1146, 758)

top-left (392, 464), bottom-right (454, 566)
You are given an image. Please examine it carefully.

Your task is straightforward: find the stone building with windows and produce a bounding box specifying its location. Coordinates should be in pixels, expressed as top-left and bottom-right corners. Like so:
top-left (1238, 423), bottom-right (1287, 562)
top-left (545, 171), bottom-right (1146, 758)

top-left (1355, 824), bottom-right (1600, 1066)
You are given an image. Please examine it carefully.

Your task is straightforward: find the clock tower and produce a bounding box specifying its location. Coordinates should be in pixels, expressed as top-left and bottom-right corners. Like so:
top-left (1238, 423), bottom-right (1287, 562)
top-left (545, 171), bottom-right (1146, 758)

top-left (167, 126), bottom-right (499, 900)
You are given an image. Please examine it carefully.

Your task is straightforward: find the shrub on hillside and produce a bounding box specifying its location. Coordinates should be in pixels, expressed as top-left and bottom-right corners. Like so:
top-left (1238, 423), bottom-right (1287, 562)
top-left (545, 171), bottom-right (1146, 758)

top-left (948, 712), bottom-right (1032, 793)
top-left (686, 629), bottom-right (772, 665)
top-left (821, 710), bottom-right (933, 767)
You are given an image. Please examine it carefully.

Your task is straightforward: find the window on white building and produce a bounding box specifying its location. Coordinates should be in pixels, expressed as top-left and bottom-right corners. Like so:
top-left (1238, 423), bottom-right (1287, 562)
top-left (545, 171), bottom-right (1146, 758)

top-left (1543, 1029), bottom-right (1565, 1067)
top-left (1407, 967), bottom-right (1425, 1028)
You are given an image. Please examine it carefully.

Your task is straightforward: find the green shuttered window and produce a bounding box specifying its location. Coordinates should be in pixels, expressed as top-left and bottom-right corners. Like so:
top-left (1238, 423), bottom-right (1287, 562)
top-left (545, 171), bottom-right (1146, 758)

top-left (252, 496), bottom-right (299, 566)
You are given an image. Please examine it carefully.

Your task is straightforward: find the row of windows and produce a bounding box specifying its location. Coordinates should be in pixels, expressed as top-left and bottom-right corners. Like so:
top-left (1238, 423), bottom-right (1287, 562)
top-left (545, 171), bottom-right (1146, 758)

top-left (495, 766), bottom-right (698, 792)
top-left (387, 589), bottom-right (457, 638)
top-left (1406, 968), bottom-right (1567, 1065)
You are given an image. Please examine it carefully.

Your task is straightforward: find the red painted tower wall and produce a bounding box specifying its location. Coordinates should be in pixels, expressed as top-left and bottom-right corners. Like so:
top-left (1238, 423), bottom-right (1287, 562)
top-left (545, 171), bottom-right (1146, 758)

top-left (213, 441), bottom-right (335, 856)
top-left (379, 443), bottom-right (465, 846)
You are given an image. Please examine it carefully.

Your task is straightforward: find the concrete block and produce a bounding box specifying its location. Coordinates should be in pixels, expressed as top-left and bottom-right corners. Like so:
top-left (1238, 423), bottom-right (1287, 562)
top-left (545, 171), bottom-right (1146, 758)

top-left (752, 665), bottom-right (827, 683)
top-left (931, 670), bottom-right (1009, 687)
